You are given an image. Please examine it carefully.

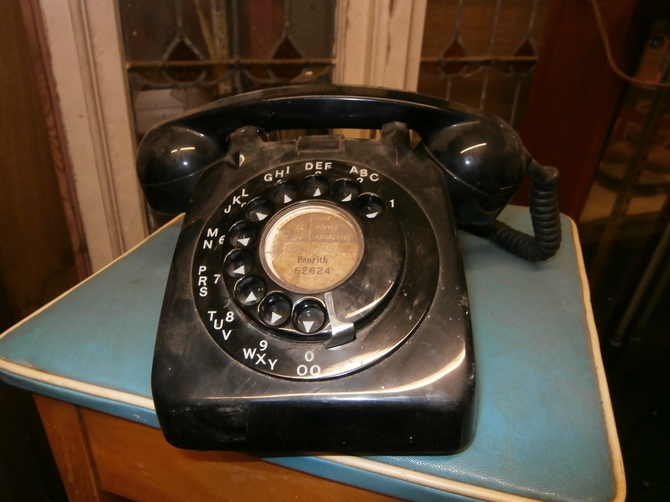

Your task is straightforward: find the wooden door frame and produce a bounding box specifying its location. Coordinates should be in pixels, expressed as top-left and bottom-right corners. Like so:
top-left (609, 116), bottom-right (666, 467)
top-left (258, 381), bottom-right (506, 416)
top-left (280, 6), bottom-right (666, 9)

top-left (19, 0), bottom-right (92, 280)
top-left (333, 0), bottom-right (426, 90)
top-left (518, 0), bottom-right (650, 220)
top-left (30, 0), bottom-right (149, 273)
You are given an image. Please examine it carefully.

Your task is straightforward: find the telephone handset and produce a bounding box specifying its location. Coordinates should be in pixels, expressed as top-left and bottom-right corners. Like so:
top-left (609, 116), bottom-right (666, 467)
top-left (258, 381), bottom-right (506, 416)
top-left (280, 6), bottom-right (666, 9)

top-left (139, 85), bottom-right (560, 453)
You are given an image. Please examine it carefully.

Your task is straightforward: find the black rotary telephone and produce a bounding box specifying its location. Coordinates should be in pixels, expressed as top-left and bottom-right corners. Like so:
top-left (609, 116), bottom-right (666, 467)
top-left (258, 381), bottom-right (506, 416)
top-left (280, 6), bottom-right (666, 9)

top-left (138, 85), bottom-right (560, 453)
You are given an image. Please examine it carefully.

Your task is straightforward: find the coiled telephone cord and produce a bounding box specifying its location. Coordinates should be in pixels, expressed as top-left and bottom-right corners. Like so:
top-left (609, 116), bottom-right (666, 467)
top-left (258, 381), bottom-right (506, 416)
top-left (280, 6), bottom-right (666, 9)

top-left (461, 162), bottom-right (561, 262)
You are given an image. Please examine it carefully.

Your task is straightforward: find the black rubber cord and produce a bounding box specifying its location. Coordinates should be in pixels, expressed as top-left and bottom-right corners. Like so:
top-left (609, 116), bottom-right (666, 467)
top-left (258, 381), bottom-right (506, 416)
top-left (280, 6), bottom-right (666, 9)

top-left (460, 161), bottom-right (561, 262)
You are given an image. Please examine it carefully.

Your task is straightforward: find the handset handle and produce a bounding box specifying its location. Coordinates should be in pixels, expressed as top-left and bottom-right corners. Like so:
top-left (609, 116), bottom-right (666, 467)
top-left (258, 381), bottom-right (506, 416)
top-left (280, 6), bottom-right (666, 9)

top-left (141, 84), bottom-right (489, 139)
top-left (136, 84), bottom-right (527, 222)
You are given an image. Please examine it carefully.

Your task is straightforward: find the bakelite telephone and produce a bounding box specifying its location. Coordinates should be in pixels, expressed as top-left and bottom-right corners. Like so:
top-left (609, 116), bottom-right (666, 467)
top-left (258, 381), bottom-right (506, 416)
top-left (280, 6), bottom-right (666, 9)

top-left (137, 85), bottom-right (561, 453)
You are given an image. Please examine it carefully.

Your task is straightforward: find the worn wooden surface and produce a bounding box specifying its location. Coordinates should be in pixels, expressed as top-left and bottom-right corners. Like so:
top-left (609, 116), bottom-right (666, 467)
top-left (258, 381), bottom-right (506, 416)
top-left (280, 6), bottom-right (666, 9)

top-left (81, 407), bottom-right (398, 501)
top-left (34, 395), bottom-right (398, 502)
top-left (33, 395), bottom-right (109, 501)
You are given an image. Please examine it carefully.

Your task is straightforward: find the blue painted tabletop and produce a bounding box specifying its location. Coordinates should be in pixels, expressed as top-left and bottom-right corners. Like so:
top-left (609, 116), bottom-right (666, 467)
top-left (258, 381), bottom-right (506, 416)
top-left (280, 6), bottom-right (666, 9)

top-left (0, 206), bottom-right (624, 502)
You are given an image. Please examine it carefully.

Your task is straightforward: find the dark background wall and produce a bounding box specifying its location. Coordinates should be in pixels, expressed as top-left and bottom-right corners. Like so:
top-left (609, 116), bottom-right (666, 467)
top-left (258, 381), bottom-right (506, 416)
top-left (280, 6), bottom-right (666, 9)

top-left (0, 0), bottom-right (76, 499)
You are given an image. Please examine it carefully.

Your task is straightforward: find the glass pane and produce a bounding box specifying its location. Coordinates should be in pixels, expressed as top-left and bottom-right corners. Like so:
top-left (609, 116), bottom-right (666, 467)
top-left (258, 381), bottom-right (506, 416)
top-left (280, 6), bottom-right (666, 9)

top-left (119, 0), bottom-right (179, 61)
top-left (118, 0), bottom-right (336, 135)
top-left (418, 0), bottom-right (550, 129)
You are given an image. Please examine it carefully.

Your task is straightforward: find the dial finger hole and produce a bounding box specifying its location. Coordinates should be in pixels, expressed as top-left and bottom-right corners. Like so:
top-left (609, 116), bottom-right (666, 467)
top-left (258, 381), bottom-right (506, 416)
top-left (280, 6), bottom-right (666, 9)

top-left (246, 198), bottom-right (273, 222)
top-left (332, 179), bottom-right (360, 203)
top-left (260, 293), bottom-right (292, 327)
top-left (356, 193), bottom-right (384, 219)
top-left (293, 299), bottom-right (326, 334)
top-left (235, 276), bottom-right (266, 306)
top-left (301, 176), bottom-right (329, 198)
top-left (229, 222), bottom-right (256, 248)
top-left (271, 182), bottom-right (299, 205)
top-left (225, 249), bottom-right (253, 278)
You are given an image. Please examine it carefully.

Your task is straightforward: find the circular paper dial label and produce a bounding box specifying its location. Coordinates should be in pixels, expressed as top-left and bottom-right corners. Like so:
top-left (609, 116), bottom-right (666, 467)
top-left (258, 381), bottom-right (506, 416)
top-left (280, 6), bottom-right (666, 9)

top-left (260, 202), bottom-right (364, 294)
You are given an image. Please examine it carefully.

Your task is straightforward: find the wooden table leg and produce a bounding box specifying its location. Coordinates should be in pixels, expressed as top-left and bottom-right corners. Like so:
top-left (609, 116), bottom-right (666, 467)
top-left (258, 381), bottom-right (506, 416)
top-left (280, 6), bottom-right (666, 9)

top-left (33, 394), bottom-right (112, 502)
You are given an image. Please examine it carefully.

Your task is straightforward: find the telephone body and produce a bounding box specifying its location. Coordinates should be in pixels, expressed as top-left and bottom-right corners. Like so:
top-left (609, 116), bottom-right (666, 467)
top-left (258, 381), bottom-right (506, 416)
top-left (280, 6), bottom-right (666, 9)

top-left (138, 85), bottom-right (560, 453)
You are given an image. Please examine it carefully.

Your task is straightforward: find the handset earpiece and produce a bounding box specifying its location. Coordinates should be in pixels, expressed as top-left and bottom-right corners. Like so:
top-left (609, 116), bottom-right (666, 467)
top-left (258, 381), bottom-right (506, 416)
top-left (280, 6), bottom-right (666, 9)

top-left (420, 116), bottom-right (527, 225)
top-left (419, 114), bottom-right (561, 261)
top-left (137, 125), bottom-right (224, 214)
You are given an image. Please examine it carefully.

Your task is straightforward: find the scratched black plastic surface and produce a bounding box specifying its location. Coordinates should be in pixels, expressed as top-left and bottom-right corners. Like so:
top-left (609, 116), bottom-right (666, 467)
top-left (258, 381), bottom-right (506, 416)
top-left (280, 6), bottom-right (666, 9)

top-left (151, 124), bottom-right (476, 453)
